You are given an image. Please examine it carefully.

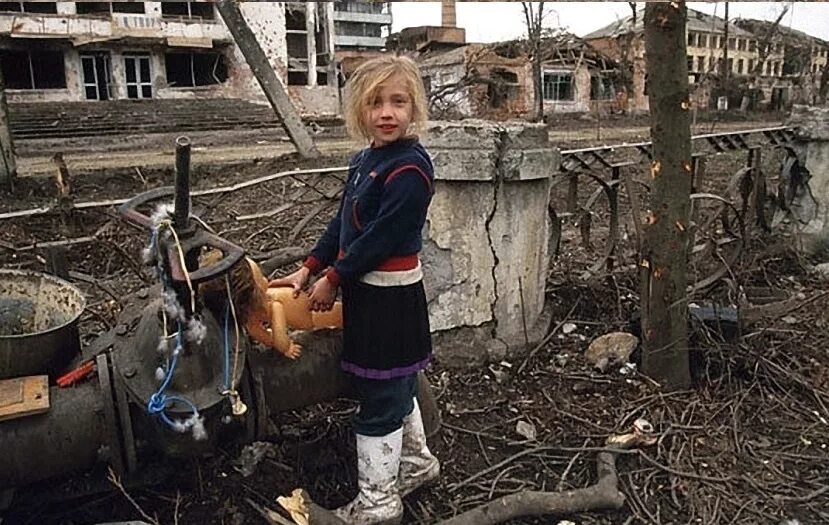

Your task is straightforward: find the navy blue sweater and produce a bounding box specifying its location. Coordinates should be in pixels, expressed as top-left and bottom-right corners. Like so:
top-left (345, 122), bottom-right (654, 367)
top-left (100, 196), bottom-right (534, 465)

top-left (304, 138), bottom-right (435, 285)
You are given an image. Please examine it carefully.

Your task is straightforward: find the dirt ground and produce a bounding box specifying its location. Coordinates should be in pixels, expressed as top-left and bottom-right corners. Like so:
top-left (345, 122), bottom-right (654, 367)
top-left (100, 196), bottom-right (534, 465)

top-left (2, 113), bottom-right (828, 525)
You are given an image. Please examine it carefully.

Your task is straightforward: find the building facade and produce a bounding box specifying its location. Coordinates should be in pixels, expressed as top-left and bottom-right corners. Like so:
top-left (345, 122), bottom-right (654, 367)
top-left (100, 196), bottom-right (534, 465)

top-left (0, 1), bottom-right (340, 116)
top-left (332, 0), bottom-right (391, 50)
top-left (583, 8), bottom-right (814, 112)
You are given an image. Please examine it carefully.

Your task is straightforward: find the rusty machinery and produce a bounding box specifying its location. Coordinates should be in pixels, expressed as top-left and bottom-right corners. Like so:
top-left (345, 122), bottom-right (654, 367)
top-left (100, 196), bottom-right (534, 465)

top-left (0, 137), bottom-right (440, 492)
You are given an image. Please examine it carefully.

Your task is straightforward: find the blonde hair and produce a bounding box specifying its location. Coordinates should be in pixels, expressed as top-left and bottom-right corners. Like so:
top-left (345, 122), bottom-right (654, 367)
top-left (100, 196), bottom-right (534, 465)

top-left (344, 55), bottom-right (429, 142)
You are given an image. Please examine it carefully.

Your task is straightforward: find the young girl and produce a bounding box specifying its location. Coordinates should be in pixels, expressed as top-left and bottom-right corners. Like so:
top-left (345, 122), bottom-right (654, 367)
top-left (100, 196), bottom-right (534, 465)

top-left (269, 55), bottom-right (439, 524)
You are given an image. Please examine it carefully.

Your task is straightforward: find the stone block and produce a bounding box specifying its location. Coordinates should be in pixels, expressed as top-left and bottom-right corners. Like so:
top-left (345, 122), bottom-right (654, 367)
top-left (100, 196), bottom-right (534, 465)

top-left (789, 105), bottom-right (829, 141)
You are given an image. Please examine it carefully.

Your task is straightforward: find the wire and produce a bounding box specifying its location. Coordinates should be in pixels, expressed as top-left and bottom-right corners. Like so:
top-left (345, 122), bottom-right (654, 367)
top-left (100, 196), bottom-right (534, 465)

top-left (144, 219), bottom-right (202, 434)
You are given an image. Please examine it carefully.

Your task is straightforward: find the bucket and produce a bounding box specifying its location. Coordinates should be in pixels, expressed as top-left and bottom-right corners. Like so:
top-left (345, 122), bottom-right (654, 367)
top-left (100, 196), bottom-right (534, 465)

top-left (0, 270), bottom-right (86, 380)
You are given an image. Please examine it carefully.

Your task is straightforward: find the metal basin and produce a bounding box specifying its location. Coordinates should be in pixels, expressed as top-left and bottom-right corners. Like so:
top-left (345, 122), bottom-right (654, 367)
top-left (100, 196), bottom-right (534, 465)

top-left (0, 270), bottom-right (86, 380)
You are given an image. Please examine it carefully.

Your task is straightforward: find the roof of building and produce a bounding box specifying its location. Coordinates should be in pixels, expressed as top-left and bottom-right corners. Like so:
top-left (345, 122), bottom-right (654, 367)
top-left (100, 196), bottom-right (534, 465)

top-left (418, 33), bottom-right (616, 71)
top-left (583, 7), bottom-right (754, 40)
top-left (734, 18), bottom-right (829, 47)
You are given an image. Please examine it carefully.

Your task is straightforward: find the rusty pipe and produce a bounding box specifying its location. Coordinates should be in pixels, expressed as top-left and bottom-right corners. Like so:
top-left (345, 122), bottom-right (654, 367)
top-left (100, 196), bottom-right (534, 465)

top-left (174, 136), bottom-right (191, 232)
top-left (0, 381), bottom-right (108, 488)
top-left (247, 330), bottom-right (441, 437)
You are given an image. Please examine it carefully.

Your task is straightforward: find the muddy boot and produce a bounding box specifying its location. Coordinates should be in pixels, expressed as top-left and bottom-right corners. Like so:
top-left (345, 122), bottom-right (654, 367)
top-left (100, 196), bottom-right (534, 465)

top-left (334, 429), bottom-right (403, 525)
top-left (398, 399), bottom-right (440, 497)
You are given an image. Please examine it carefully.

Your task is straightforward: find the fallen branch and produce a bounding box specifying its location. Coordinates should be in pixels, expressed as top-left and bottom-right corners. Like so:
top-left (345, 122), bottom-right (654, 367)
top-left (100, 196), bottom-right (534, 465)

top-left (286, 421), bottom-right (657, 525)
top-left (256, 246), bottom-right (308, 276)
top-left (0, 166), bottom-right (348, 221)
top-left (106, 467), bottom-right (160, 525)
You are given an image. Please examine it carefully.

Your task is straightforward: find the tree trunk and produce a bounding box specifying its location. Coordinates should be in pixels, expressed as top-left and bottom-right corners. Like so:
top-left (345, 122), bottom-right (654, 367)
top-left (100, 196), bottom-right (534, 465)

top-left (532, 55), bottom-right (543, 122)
top-left (216, 0), bottom-right (319, 159)
top-left (721, 2), bottom-right (730, 81)
top-left (640, 2), bottom-right (692, 389)
top-left (740, 5), bottom-right (789, 111)
top-left (0, 66), bottom-right (17, 192)
top-left (522, 2), bottom-right (544, 122)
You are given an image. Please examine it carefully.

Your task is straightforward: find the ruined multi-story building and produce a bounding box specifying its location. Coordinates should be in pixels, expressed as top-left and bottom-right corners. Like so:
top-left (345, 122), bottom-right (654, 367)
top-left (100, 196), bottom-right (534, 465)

top-left (0, 1), bottom-right (340, 116)
top-left (734, 19), bottom-right (828, 106)
top-left (331, 0), bottom-right (393, 78)
top-left (584, 7), bottom-right (803, 111)
top-left (332, 0), bottom-right (391, 50)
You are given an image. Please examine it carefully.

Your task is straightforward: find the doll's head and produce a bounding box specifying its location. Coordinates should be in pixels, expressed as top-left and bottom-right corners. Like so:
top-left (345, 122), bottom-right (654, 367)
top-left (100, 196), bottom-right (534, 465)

top-left (198, 250), bottom-right (260, 322)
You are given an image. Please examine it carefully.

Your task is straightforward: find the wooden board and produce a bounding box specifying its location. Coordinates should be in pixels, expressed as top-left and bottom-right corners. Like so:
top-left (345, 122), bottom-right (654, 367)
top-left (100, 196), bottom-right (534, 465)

top-left (0, 375), bottom-right (49, 422)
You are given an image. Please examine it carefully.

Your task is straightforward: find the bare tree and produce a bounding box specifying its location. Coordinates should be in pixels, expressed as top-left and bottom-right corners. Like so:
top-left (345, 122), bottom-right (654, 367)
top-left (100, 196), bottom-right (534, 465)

top-left (640, 2), bottom-right (692, 389)
top-left (740, 4), bottom-right (790, 111)
top-left (522, 2), bottom-right (546, 122)
top-left (614, 2), bottom-right (640, 108)
top-left (721, 1), bottom-right (730, 81)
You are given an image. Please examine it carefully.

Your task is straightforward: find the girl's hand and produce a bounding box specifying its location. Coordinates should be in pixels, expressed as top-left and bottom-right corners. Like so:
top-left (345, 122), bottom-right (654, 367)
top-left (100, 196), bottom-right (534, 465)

top-left (308, 277), bottom-right (337, 311)
top-left (268, 266), bottom-right (310, 297)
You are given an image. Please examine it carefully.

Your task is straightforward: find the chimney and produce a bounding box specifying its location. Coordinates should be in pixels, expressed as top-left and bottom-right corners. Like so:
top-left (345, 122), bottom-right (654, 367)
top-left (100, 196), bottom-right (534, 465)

top-left (441, 0), bottom-right (456, 27)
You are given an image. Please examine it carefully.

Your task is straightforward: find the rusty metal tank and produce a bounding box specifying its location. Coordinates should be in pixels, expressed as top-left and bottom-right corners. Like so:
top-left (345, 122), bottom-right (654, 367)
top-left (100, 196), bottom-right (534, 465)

top-left (0, 269), bottom-right (86, 380)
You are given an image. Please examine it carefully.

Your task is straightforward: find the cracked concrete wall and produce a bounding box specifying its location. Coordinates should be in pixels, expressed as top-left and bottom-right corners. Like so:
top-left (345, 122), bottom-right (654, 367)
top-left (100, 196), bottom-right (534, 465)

top-left (421, 120), bottom-right (559, 365)
top-left (787, 105), bottom-right (829, 257)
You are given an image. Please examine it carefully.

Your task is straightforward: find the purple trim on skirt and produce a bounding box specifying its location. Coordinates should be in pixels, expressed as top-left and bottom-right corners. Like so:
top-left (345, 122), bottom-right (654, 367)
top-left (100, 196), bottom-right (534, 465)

top-left (341, 354), bottom-right (432, 380)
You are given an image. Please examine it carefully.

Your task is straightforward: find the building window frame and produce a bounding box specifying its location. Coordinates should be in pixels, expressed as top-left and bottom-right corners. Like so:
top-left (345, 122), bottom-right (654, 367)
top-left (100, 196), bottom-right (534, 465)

top-left (1, 48), bottom-right (66, 90)
top-left (541, 70), bottom-right (574, 102)
top-left (0, 2), bottom-right (57, 13)
top-left (164, 51), bottom-right (227, 88)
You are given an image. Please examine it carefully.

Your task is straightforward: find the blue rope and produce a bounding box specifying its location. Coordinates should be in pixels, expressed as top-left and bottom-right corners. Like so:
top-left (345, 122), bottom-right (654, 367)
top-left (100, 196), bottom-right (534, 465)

top-left (144, 230), bottom-right (201, 433)
top-left (147, 322), bottom-right (199, 430)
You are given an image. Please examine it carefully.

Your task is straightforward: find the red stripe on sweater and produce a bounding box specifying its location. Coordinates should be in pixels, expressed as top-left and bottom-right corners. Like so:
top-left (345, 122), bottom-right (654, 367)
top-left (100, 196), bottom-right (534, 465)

top-left (336, 250), bottom-right (419, 271)
top-left (384, 164), bottom-right (432, 192)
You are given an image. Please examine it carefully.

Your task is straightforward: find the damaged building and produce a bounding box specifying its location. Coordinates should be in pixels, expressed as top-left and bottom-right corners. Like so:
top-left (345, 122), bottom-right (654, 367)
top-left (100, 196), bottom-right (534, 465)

top-left (417, 35), bottom-right (617, 120)
top-left (0, 1), bottom-right (340, 116)
top-left (332, 0), bottom-right (392, 77)
top-left (733, 19), bottom-right (829, 107)
top-left (584, 7), bottom-right (827, 112)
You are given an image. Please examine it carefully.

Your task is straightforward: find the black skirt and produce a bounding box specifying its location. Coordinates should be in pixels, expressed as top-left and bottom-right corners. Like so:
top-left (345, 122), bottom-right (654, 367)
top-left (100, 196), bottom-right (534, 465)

top-left (340, 279), bottom-right (432, 379)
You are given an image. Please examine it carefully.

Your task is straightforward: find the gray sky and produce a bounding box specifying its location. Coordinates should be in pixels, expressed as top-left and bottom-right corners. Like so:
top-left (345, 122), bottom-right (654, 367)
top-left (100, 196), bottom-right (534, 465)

top-left (391, 2), bottom-right (829, 43)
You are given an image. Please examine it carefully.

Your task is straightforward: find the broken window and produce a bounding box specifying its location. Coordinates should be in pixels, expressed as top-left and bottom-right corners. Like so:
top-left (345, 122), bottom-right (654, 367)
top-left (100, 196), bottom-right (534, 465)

top-left (488, 69), bottom-right (519, 108)
top-left (737, 59), bottom-right (744, 74)
top-left (1, 49), bottom-right (65, 89)
top-left (697, 56), bottom-right (705, 72)
top-left (0, 2), bottom-right (57, 12)
top-left (590, 76), bottom-right (614, 100)
top-left (335, 21), bottom-right (382, 38)
top-left (112, 2), bottom-right (145, 14)
top-left (542, 72), bottom-right (573, 101)
top-left (334, 1), bottom-right (387, 14)
top-left (285, 4), bottom-right (306, 30)
top-left (161, 2), bottom-right (215, 20)
top-left (164, 52), bottom-right (227, 87)
top-left (76, 2), bottom-right (112, 15)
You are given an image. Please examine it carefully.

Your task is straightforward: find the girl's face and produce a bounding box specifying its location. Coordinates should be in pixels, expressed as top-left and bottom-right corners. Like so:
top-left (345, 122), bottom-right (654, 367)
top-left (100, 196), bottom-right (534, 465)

top-left (366, 75), bottom-right (413, 147)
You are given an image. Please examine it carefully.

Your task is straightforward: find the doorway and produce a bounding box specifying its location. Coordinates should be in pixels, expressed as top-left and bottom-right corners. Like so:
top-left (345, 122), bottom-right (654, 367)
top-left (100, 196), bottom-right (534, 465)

top-left (80, 52), bottom-right (111, 101)
top-left (124, 54), bottom-right (152, 99)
